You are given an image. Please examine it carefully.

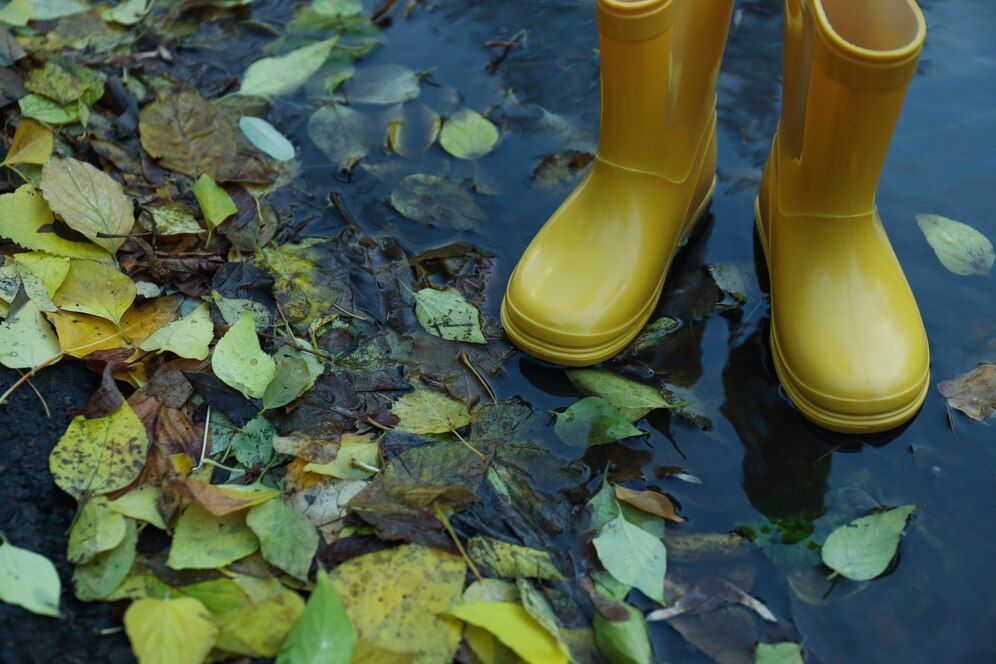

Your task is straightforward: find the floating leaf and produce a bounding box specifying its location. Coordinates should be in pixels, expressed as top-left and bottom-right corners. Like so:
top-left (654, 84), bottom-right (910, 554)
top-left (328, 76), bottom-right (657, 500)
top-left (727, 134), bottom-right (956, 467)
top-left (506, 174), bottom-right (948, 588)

top-left (0, 538), bottom-right (61, 617)
top-left (821, 505), bottom-right (916, 581)
top-left (124, 597), bottom-right (219, 664)
top-left (615, 486), bottom-right (684, 524)
top-left (390, 174), bottom-right (484, 230)
top-left (566, 369), bottom-right (670, 421)
top-left (0, 299), bottom-right (61, 369)
top-left (240, 116), bottom-right (295, 161)
top-left (53, 259), bottom-right (136, 326)
top-left (167, 503), bottom-right (259, 570)
top-left (246, 498), bottom-right (319, 581)
top-left (346, 64), bottom-right (420, 105)
top-left (447, 602), bottom-right (568, 664)
top-left (312, 0), bottom-right (360, 16)
top-left (3, 118), bottom-right (53, 166)
top-left (49, 402), bottom-right (148, 501)
top-left (414, 286), bottom-right (487, 344)
top-left (212, 309), bottom-right (276, 399)
top-left (391, 387), bottom-right (476, 434)
top-left (916, 213), bottom-right (994, 276)
top-left (755, 642), bottom-right (805, 664)
top-left (554, 397), bottom-right (644, 448)
top-left (239, 38), bottom-right (338, 98)
top-left (308, 104), bottom-right (375, 172)
top-left (277, 567), bottom-right (355, 664)
top-left (937, 363), bottom-right (995, 421)
top-left (0, 185), bottom-right (106, 259)
top-left (439, 108), bottom-right (499, 160)
top-left (330, 544), bottom-right (465, 662)
top-left (139, 302), bottom-right (213, 360)
top-left (39, 157), bottom-right (135, 254)
top-left (104, 0), bottom-right (149, 25)
top-left (593, 515), bottom-right (666, 604)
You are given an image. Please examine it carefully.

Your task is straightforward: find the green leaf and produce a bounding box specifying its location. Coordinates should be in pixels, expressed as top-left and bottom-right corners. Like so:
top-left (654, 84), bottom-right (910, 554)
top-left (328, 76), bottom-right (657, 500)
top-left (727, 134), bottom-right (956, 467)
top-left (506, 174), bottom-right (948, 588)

top-left (167, 503), bottom-right (259, 570)
top-left (0, 538), bottom-right (61, 617)
top-left (593, 601), bottom-right (652, 664)
top-left (39, 157), bottom-right (135, 255)
top-left (566, 369), bottom-right (671, 421)
top-left (554, 397), bottom-right (645, 448)
top-left (66, 497), bottom-right (127, 564)
top-left (821, 505), bottom-right (916, 581)
top-left (107, 484), bottom-right (167, 529)
top-left (755, 642), bottom-right (805, 664)
top-left (53, 259), bottom-right (136, 326)
top-left (229, 414), bottom-right (276, 468)
top-left (0, 185), bottom-right (106, 259)
top-left (311, 0), bottom-right (360, 17)
top-left (440, 108), bottom-right (499, 160)
top-left (246, 498), bottom-right (318, 581)
top-left (262, 354), bottom-right (314, 411)
top-left (389, 174), bottom-right (484, 230)
top-left (31, 0), bottom-right (89, 21)
top-left (192, 173), bottom-right (237, 230)
top-left (49, 402), bottom-right (149, 501)
top-left (124, 597), bottom-right (219, 664)
top-left (446, 602), bottom-right (569, 664)
top-left (592, 515), bottom-right (666, 604)
top-left (390, 386), bottom-right (476, 434)
top-left (0, 0), bottom-right (33, 27)
top-left (0, 299), bottom-right (61, 369)
top-left (18, 93), bottom-right (79, 125)
top-left (212, 309), bottom-right (276, 399)
top-left (916, 213), bottom-right (994, 276)
top-left (73, 518), bottom-right (138, 602)
top-left (277, 567), bottom-right (355, 664)
top-left (139, 301), bottom-right (214, 360)
top-left (308, 104), bottom-right (375, 172)
top-left (239, 116), bottom-right (295, 162)
top-left (414, 286), bottom-right (486, 344)
top-left (345, 64), bottom-right (420, 105)
top-left (303, 438), bottom-right (379, 479)
top-left (104, 0), bottom-right (148, 25)
top-left (238, 38), bottom-right (338, 99)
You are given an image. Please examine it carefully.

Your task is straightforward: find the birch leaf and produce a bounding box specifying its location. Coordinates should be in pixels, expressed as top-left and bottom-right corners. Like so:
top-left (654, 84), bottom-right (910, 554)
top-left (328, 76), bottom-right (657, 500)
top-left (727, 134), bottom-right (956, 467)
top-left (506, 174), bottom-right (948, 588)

top-left (0, 185), bottom-right (106, 259)
top-left (440, 108), bottom-right (499, 160)
top-left (192, 173), bottom-right (237, 230)
top-left (308, 104), bottom-right (375, 172)
top-left (238, 38), bottom-right (338, 99)
top-left (391, 387), bottom-right (476, 434)
top-left (566, 369), bottom-right (671, 421)
top-left (167, 503), bottom-right (259, 570)
top-left (554, 397), bottom-right (645, 448)
top-left (937, 363), bottom-right (996, 421)
top-left (0, 299), bottom-right (61, 369)
top-left (916, 213), bottom-right (994, 276)
top-left (277, 568), bottom-right (355, 664)
top-left (414, 286), bottom-right (486, 344)
top-left (139, 302), bottom-right (214, 360)
top-left (3, 118), bottom-right (53, 166)
top-left (212, 309), bottom-right (276, 399)
top-left (124, 597), bottom-right (219, 664)
top-left (53, 259), bottom-right (136, 326)
top-left (0, 539), bottom-right (61, 617)
top-left (755, 642), bottom-right (805, 664)
top-left (592, 515), bottom-right (666, 604)
top-left (821, 505), bottom-right (917, 581)
top-left (446, 603), bottom-right (568, 664)
top-left (246, 498), bottom-right (319, 581)
top-left (346, 64), bottom-right (421, 105)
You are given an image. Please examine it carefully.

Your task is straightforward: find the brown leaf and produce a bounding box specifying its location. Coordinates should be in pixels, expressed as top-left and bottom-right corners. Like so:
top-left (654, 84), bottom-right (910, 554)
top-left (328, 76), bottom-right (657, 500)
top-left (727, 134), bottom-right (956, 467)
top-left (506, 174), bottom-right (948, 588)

top-left (615, 485), bottom-right (685, 523)
top-left (74, 348), bottom-right (133, 419)
top-left (128, 389), bottom-right (201, 458)
top-left (937, 364), bottom-right (996, 421)
top-left (169, 479), bottom-right (278, 516)
top-left (580, 577), bottom-right (631, 621)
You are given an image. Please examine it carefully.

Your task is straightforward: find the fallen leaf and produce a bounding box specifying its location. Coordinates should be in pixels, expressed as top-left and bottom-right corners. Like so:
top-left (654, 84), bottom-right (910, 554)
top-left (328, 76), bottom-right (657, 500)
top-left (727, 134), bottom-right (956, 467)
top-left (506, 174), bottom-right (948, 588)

top-left (172, 480), bottom-right (278, 516)
top-left (593, 601), bottom-right (651, 664)
top-left (937, 364), bottom-right (995, 421)
top-left (277, 567), bottom-right (355, 664)
top-left (0, 298), bottom-right (61, 369)
top-left (211, 574), bottom-right (305, 657)
top-left (390, 174), bottom-right (484, 230)
top-left (212, 309), bottom-right (276, 399)
top-left (821, 505), bottom-right (916, 581)
top-left (149, 206), bottom-right (203, 236)
top-left (566, 369), bottom-right (671, 421)
top-left (52, 259), bottom-right (136, 328)
top-left (615, 486), bottom-right (684, 524)
top-left (0, 184), bottom-right (106, 259)
top-left (73, 518), bottom-right (137, 601)
top-left (303, 437), bottom-right (379, 480)
top-left (228, 413), bottom-right (276, 468)
top-left (12, 251), bottom-right (70, 295)
top-left (49, 296), bottom-right (181, 358)
top-left (308, 104), bottom-right (375, 172)
top-left (246, 497), bottom-right (319, 581)
top-left (49, 401), bottom-right (149, 501)
top-left (466, 537), bottom-right (563, 580)
top-left (414, 286), bottom-right (487, 344)
top-left (238, 38), bottom-right (338, 98)
top-left (107, 484), bottom-right (166, 529)
top-left (167, 503), bottom-right (259, 570)
top-left (0, 537), bottom-right (61, 617)
top-left (139, 302), bottom-right (214, 360)
top-left (39, 157), bottom-right (135, 254)
top-left (192, 173), bottom-right (237, 231)
top-left (531, 150), bottom-right (593, 190)
top-left (554, 397), bottom-right (645, 448)
top-left (262, 353), bottom-right (314, 411)
top-left (755, 642), bottom-right (805, 664)
top-left (240, 116), bottom-right (295, 162)
top-left (346, 64), bottom-right (421, 105)
top-left (18, 93), bottom-right (78, 125)
top-left (390, 387), bottom-right (476, 434)
top-left (3, 118), bottom-right (53, 166)
top-left (124, 596), bottom-right (218, 664)
top-left (447, 602), bottom-right (568, 664)
top-left (593, 515), bottom-right (666, 604)
top-left (624, 316), bottom-right (680, 355)
top-left (916, 213), bottom-right (994, 276)
top-left (67, 496), bottom-right (127, 564)
top-left (439, 108), bottom-right (499, 160)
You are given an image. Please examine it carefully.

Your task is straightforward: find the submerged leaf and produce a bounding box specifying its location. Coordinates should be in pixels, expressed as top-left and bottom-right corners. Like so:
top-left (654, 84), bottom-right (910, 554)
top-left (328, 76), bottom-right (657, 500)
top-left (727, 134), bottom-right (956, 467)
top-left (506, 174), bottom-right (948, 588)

top-left (391, 387), bottom-right (476, 434)
top-left (239, 38), bottom-right (338, 99)
top-left (414, 286), bottom-right (487, 344)
top-left (439, 108), bottom-right (499, 160)
top-left (916, 213), bottom-right (994, 276)
top-left (346, 64), bottom-right (421, 105)
top-left (240, 116), bottom-right (295, 161)
top-left (390, 174), bottom-right (484, 230)
top-left (124, 597), bottom-right (218, 664)
top-left (937, 363), bottom-right (995, 421)
top-left (466, 538), bottom-right (563, 580)
top-left (755, 642), bottom-right (805, 664)
top-left (308, 104), bottom-right (375, 172)
top-left (821, 505), bottom-right (916, 581)
top-left (554, 397), bottom-right (644, 448)
top-left (0, 539), bottom-right (61, 617)
top-left (212, 310), bottom-right (276, 399)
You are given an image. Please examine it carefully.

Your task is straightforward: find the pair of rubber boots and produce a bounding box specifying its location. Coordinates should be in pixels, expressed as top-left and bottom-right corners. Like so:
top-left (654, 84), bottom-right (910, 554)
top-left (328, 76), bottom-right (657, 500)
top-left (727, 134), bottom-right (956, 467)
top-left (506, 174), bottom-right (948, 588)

top-left (501, 0), bottom-right (930, 434)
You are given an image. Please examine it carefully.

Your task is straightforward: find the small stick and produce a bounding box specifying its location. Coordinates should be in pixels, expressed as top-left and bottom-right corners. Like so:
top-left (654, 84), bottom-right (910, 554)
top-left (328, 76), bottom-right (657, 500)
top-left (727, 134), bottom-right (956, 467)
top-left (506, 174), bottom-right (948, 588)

top-left (451, 428), bottom-right (485, 461)
top-left (434, 504), bottom-right (483, 582)
top-left (460, 352), bottom-right (496, 404)
top-left (20, 372), bottom-right (51, 419)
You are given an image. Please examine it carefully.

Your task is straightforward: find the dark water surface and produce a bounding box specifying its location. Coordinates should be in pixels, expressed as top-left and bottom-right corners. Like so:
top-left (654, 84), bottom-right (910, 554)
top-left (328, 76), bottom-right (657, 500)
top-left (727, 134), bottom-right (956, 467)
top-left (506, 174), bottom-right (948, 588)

top-left (1, 1), bottom-right (993, 662)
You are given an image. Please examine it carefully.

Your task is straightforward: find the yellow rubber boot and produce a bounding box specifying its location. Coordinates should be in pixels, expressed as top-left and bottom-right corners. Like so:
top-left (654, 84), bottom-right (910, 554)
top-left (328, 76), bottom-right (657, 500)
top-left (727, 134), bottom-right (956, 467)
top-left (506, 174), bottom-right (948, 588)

top-left (501, 0), bottom-right (735, 366)
top-left (756, 0), bottom-right (930, 433)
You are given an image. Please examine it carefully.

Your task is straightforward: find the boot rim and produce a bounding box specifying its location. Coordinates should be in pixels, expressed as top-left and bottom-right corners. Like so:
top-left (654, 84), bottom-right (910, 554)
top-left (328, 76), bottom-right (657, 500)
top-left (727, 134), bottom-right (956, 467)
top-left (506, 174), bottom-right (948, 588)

top-left (811, 0), bottom-right (926, 64)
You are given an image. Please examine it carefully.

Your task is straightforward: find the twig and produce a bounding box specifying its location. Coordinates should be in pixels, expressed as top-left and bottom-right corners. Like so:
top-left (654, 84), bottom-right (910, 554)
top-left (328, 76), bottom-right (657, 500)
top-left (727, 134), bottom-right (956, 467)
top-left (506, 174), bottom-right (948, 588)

top-left (460, 352), bottom-right (496, 404)
top-left (0, 352), bottom-right (63, 405)
top-left (451, 428), bottom-right (485, 461)
top-left (194, 406), bottom-right (211, 470)
top-left (351, 458), bottom-right (380, 474)
top-left (434, 504), bottom-right (483, 582)
top-left (20, 371), bottom-right (51, 419)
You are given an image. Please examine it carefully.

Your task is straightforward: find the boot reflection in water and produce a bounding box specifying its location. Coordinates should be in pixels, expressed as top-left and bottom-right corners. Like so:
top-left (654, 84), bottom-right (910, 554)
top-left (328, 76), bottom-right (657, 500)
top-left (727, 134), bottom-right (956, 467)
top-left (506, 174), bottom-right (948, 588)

top-left (502, 0), bottom-right (735, 366)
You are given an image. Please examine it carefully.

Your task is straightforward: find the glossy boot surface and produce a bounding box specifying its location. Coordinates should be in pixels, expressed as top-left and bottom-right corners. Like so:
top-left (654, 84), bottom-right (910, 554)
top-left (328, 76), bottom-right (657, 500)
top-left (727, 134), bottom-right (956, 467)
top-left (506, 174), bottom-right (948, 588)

top-left (757, 0), bottom-right (930, 433)
top-left (502, 0), bottom-right (735, 366)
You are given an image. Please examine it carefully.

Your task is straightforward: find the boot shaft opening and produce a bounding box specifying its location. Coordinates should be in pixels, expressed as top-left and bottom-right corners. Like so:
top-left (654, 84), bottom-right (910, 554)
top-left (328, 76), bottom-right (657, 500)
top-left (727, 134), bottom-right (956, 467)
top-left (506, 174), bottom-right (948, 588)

top-left (816, 0), bottom-right (924, 54)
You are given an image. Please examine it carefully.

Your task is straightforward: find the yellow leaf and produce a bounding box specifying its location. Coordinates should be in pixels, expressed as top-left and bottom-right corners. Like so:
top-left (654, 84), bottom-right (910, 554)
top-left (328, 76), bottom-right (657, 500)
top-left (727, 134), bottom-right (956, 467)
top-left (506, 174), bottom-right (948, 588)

top-left (167, 503), bottom-right (259, 570)
top-left (48, 296), bottom-right (181, 358)
top-left (0, 184), bottom-right (107, 259)
top-left (53, 259), bottom-right (136, 326)
top-left (12, 251), bottom-right (70, 296)
top-left (138, 301), bottom-right (213, 360)
top-left (173, 479), bottom-right (278, 516)
top-left (192, 173), bottom-right (237, 229)
top-left (49, 401), bottom-right (149, 500)
top-left (446, 603), bottom-right (569, 664)
top-left (0, 299), bottom-right (62, 369)
top-left (124, 597), bottom-right (219, 664)
top-left (3, 119), bottom-right (54, 166)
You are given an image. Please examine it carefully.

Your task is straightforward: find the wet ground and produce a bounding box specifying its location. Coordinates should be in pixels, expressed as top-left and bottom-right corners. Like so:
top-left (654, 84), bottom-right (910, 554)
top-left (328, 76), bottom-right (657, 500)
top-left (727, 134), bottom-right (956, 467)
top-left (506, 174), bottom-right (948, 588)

top-left (2, 0), bottom-right (994, 661)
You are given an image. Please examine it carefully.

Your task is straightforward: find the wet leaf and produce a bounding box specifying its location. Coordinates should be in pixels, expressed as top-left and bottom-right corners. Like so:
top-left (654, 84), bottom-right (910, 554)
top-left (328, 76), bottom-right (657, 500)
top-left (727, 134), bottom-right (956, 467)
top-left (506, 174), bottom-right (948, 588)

top-left (239, 38), bottom-right (338, 98)
top-left (49, 401), bottom-right (148, 501)
top-left (0, 538), bottom-right (61, 617)
top-left (447, 602), bottom-right (568, 664)
top-left (212, 309), bottom-right (276, 399)
top-left (124, 596), bottom-right (218, 664)
top-left (624, 316), bottom-right (680, 355)
top-left (0, 298), bottom-right (61, 369)
top-left (615, 486), bottom-right (684, 524)
top-left (755, 642), bottom-right (804, 664)
top-left (439, 108), bottom-right (499, 160)
top-left (707, 262), bottom-right (759, 307)
top-left (593, 515), bottom-right (666, 604)
top-left (593, 601), bottom-right (651, 664)
top-left (916, 213), bottom-right (994, 276)
top-left (0, 185), bottom-right (106, 259)
top-left (391, 387), bottom-right (476, 434)
top-left (53, 259), bottom-right (136, 326)
top-left (330, 544), bottom-right (465, 662)
top-left (67, 496), bottom-right (126, 564)
top-left (531, 150), bottom-right (593, 190)
top-left (192, 173), bottom-right (237, 230)
top-left (3, 118), bottom-right (53, 166)
top-left (139, 302), bottom-right (214, 360)
top-left (466, 537), bottom-right (563, 580)
top-left (240, 116), bottom-right (295, 161)
top-left (73, 518), bottom-right (137, 601)
top-left (308, 103), bottom-right (375, 172)
top-left (277, 567), bottom-right (355, 664)
top-left (0, 0), bottom-right (32, 27)
top-left (39, 157), bottom-right (134, 254)
top-left (167, 503), bottom-right (259, 570)
top-left (554, 397), bottom-right (644, 448)
top-left (937, 363), bottom-right (995, 421)
top-left (414, 286), bottom-right (487, 344)
top-left (390, 174), bottom-right (484, 230)
top-left (346, 64), bottom-right (420, 105)
top-left (246, 497), bottom-right (319, 581)
top-left (821, 505), bottom-right (916, 581)
top-left (566, 369), bottom-right (671, 421)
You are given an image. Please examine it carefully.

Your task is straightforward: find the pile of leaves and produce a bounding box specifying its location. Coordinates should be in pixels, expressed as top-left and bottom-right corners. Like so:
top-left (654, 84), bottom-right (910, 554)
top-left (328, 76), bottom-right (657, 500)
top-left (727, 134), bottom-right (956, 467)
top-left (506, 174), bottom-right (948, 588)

top-left (0, 1), bottom-right (991, 664)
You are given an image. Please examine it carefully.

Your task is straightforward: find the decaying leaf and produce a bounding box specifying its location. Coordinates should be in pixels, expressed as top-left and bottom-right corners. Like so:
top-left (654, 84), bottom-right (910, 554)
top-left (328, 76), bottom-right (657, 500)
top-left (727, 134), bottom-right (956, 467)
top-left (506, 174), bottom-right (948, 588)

top-left (414, 286), bottom-right (487, 344)
top-left (615, 486), bottom-right (684, 524)
top-left (937, 364), bottom-right (996, 421)
top-left (390, 387), bottom-right (476, 434)
top-left (0, 298), bottom-right (61, 369)
top-left (171, 480), bottom-right (278, 517)
top-left (3, 118), bottom-right (53, 166)
top-left (466, 537), bottom-right (563, 580)
top-left (345, 64), bottom-right (421, 105)
top-left (390, 174), bottom-right (484, 230)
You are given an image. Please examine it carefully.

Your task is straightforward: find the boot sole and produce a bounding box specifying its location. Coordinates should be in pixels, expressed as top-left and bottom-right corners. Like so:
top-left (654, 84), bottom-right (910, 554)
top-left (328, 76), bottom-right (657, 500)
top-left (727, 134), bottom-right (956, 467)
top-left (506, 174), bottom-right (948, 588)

top-left (500, 177), bottom-right (715, 367)
top-left (754, 197), bottom-right (929, 434)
